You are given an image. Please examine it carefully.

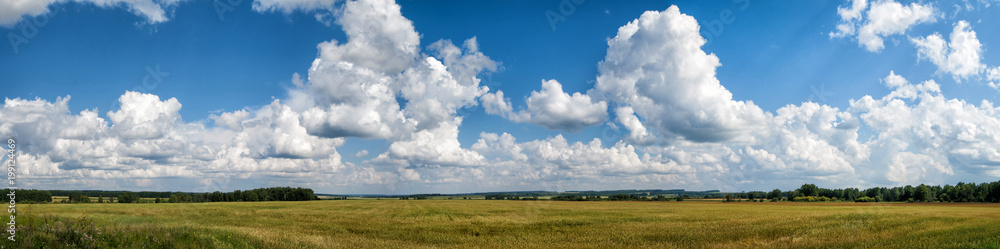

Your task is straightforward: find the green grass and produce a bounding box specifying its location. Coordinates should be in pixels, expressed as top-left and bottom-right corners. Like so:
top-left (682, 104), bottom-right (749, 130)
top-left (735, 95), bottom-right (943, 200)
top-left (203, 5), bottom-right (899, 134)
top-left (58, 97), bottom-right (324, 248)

top-left (3, 200), bottom-right (1000, 248)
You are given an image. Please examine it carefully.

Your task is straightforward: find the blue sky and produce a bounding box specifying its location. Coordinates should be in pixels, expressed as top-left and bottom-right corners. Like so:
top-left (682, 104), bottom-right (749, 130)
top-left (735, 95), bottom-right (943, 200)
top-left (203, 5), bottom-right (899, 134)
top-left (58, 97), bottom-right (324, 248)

top-left (2, 0), bottom-right (1000, 194)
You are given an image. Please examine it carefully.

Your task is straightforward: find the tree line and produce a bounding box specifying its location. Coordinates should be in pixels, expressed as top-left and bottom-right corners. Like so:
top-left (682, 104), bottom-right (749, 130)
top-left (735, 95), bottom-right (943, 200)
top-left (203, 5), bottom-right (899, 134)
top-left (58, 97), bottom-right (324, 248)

top-left (484, 193), bottom-right (540, 200)
top-left (727, 181), bottom-right (1000, 203)
top-left (167, 187), bottom-right (318, 203)
top-left (49, 190), bottom-right (174, 198)
top-left (550, 194), bottom-right (686, 201)
top-left (4, 187), bottom-right (318, 203)
top-left (541, 180), bottom-right (1000, 203)
top-left (0, 189), bottom-right (53, 203)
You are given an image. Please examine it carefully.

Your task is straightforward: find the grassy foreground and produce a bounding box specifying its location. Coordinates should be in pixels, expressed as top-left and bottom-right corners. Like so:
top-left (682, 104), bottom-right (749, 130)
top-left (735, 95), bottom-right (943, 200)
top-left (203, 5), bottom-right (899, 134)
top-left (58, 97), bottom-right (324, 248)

top-left (4, 200), bottom-right (1000, 248)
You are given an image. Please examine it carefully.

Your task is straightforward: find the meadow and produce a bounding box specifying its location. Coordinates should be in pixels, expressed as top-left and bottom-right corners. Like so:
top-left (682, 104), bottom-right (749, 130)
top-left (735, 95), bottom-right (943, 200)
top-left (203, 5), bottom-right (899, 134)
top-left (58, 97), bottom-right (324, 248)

top-left (5, 200), bottom-right (1000, 248)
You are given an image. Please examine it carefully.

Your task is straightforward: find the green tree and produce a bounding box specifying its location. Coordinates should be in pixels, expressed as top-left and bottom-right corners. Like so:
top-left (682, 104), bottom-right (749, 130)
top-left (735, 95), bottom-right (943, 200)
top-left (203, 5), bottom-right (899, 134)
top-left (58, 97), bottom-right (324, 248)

top-left (915, 184), bottom-right (933, 202)
top-left (938, 193), bottom-right (951, 202)
top-left (118, 192), bottom-right (139, 203)
top-left (902, 185), bottom-right (915, 201)
top-left (768, 189), bottom-right (782, 200)
top-left (68, 194), bottom-right (91, 203)
top-left (798, 184), bottom-right (819, 197)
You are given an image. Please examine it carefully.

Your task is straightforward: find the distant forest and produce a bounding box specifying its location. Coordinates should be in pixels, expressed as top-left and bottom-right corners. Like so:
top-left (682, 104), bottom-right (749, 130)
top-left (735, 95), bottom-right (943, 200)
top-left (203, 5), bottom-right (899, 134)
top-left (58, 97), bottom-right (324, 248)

top-left (166, 187), bottom-right (318, 203)
top-left (0, 189), bottom-right (52, 203)
top-left (3, 187), bottom-right (318, 203)
top-left (544, 180), bottom-right (1000, 203)
top-left (752, 181), bottom-right (1000, 203)
top-left (481, 189), bottom-right (719, 201)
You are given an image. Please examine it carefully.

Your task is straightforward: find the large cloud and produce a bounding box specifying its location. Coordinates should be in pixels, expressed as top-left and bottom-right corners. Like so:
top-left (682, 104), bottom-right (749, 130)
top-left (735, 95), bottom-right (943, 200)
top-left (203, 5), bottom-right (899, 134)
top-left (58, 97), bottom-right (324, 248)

top-left (592, 6), bottom-right (768, 143)
top-left (850, 71), bottom-right (1000, 184)
top-left (285, 0), bottom-right (422, 140)
top-left (291, 0), bottom-right (498, 140)
top-left (830, 0), bottom-right (937, 52)
top-left (272, 0), bottom-right (502, 181)
top-left (1, 93), bottom-right (204, 186)
top-left (0, 91), bottom-right (361, 191)
top-left (286, 3), bottom-right (875, 191)
top-left (580, 5), bottom-right (872, 188)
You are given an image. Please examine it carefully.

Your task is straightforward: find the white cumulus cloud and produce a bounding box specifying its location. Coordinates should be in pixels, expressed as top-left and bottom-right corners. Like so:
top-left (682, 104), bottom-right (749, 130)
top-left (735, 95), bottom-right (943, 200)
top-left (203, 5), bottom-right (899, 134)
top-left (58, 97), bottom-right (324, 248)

top-left (851, 71), bottom-right (999, 185)
top-left (988, 66), bottom-right (1000, 90)
top-left (830, 0), bottom-right (937, 52)
top-left (251, 0), bottom-right (338, 14)
top-left (500, 79), bottom-right (608, 132)
top-left (370, 118), bottom-right (486, 169)
top-left (354, 150), bottom-right (368, 157)
top-left (0, 0), bottom-right (186, 27)
top-left (911, 21), bottom-right (986, 82)
top-left (593, 6), bottom-right (768, 143)
top-left (291, 0), bottom-right (498, 140)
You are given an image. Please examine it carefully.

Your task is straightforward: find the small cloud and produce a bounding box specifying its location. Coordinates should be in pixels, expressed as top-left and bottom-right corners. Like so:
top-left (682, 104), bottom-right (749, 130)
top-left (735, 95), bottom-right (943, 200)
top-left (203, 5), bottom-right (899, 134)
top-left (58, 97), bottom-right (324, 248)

top-left (911, 21), bottom-right (985, 83)
top-left (0, 0), bottom-right (186, 27)
top-left (355, 150), bottom-right (369, 158)
top-left (829, 0), bottom-right (936, 52)
top-left (502, 79), bottom-right (608, 132)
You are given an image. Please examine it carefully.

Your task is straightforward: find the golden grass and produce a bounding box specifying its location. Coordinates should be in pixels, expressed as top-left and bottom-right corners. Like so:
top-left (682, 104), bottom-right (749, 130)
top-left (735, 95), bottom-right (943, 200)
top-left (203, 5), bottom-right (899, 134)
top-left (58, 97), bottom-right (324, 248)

top-left (12, 200), bottom-right (1000, 248)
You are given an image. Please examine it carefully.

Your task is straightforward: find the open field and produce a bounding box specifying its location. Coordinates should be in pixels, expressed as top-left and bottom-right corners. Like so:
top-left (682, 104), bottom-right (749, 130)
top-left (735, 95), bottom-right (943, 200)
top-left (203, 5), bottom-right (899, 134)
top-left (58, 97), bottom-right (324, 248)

top-left (6, 200), bottom-right (1000, 248)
